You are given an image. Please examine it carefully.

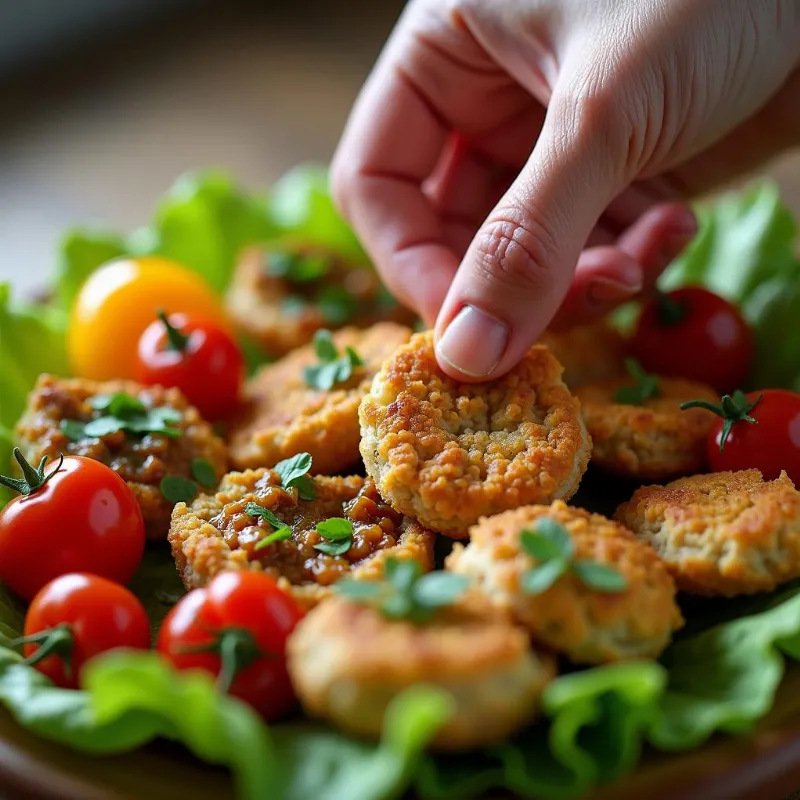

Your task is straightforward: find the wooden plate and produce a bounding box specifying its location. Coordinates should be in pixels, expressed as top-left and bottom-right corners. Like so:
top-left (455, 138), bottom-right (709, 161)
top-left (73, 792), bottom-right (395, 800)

top-left (1, 663), bottom-right (800, 799)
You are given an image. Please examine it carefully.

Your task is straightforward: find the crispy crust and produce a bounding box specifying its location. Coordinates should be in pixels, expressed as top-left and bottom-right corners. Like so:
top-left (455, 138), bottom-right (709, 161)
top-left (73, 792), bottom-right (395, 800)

top-left (228, 322), bottom-right (412, 475)
top-left (445, 501), bottom-right (683, 663)
top-left (15, 374), bottom-right (227, 541)
top-left (287, 595), bottom-right (556, 750)
top-left (574, 377), bottom-right (718, 480)
top-left (538, 322), bottom-right (629, 388)
top-left (615, 470), bottom-right (800, 596)
top-left (358, 332), bottom-right (591, 537)
top-left (226, 244), bottom-right (416, 357)
top-left (168, 467), bottom-right (435, 609)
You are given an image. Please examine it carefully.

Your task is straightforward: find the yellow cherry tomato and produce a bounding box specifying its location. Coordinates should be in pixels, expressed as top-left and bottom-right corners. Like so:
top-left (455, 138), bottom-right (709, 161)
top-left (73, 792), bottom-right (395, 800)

top-left (68, 256), bottom-right (227, 380)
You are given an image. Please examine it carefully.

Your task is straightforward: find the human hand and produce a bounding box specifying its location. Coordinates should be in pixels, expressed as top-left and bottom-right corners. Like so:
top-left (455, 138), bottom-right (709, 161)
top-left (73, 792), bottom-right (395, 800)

top-left (331, 0), bottom-right (800, 380)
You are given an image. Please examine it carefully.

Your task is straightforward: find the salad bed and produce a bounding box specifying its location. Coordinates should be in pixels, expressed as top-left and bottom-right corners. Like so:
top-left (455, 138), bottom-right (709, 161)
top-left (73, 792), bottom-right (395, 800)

top-left (1, 167), bottom-right (800, 799)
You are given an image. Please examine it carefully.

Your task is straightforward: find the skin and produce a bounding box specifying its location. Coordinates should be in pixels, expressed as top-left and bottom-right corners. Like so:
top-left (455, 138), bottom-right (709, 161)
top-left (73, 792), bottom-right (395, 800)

top-left (331, 0), bottom-right (800, 380)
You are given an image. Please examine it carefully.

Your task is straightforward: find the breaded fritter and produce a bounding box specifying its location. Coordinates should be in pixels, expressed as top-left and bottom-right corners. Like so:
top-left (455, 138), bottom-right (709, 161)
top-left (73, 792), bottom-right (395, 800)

top-left (226, 243), bottom-right (415, 357)
top-left (575, 377), bottom-right (717, 480)
top-left (169, 467), bottom-right (435, 609)
top-left (15, 374), bottom-right (227, 540)
top-left (446, 501), bottom-right (683, 663)
top-left (359, 332), bottom-right (591, 537)
top-left (539, 322), bottom-right (628, 388)
top-left (229, 322), bottom-right (412, 475)
top-left (615, 470), bottom-right (800, 596)
top-left (287, 595), bottom-right (555, 750)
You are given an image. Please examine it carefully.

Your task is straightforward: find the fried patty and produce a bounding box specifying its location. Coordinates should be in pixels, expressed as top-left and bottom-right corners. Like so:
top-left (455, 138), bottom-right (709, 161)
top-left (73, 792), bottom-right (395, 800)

top-left (168, 466), bottom-right (435, 609)
top-left (229, 322), bottom-right (412, 475)
top-left (287, 595), bottom-right (556, 750)
top-left (15, 374), bottom-right (227, 540)
top-left (615, 470), bottom-right (800, 596)
top-left (574, 377), bottom-right (717, 480)
top-left (539, 321), bottom-right (628, 388)
top-left (446, 501), bottom-right (683, 663)
top-left (226, 242), bottom-right (415, 357)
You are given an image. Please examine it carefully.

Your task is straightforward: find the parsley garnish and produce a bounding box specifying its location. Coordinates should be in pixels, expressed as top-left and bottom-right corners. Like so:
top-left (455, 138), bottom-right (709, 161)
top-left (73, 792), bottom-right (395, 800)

top-left (304, 330), bottom-right (364, 391)
top-left (160, 475), bottom-right (198, 504)
top-left (273, 452), bottom-right (316, 500)
top-left (244, 501), bottom-right (293, 550)
top-left (265, 250), bottom-right (331, 283)
top-left (313, 517), bottom-right (354, 556)
top-left (520, 518), bottom-right (628, 594)
top-left (614, 358), bottom-right (661, 405)
top-left (60, 391), bottom-right (182, 441)
top-left (255, 527), bottom-right (293, 550)
top-left (191, 457), bottom-right (217, 488)
top-left (335, 558), bottom-right (470, 624)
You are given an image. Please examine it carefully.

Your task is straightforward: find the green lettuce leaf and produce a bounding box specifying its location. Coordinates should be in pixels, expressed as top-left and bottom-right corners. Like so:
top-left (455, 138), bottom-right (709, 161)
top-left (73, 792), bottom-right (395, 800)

top-left (267, 164), bottom-right (368, 263)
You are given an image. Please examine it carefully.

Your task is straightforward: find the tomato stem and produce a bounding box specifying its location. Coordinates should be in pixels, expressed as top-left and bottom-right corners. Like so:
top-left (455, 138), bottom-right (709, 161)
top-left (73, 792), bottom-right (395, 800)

top-left (655, 289), bottom-right (687, 326)
top-left (0, 449), bottom-right (63, 497)
top-left (11, 623), bottom-right (74, 678)
top-left (157, 310), bottom-right (190, 353)
top-left (680, 390), bottom-right (762, 451)
top-left (178, 627), bottom-right (264, 695)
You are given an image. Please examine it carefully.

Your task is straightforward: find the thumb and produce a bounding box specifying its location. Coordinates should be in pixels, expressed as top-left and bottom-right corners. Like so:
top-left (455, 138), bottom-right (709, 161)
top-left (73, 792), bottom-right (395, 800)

top-left (434, 87), bottom-right (633, 381)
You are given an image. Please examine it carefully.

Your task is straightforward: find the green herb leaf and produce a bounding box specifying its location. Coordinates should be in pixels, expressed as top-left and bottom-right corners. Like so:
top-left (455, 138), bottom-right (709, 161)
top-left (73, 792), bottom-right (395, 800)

top-left (385, 559), bottom-right (422, 594)
top-left (313, 540), bottom-right (352, 557)
top-left (312, 329), bottom-right (339, 363)
top-left (334, 579), bottom-right (386, 601)
top-left (614, 358), bottom-right (661, 405)
top-left (274, 452), bottom-right (313, 486)
top-left (292, 475), bottom-right (316, 501)
top-left (316, 518), bottom-right (354, 541)
top-left (304, 332), bottom-right (364, 391)
top-left (244, 502), bottom-right (284, 531)
top-left (265, 250), bottom-right (331, 284)
top-left (59, 419), bottom-right (87, 442)
top-left (521, 558), bottom-right (569, 595)
top-left (412, 573), bottom-right (470, 609)
top-left (254, 526), bottom-right (293, 550)
top-left (191, 458), bottom-right (217, 488)
top-left (572, 560), bottom-right (629, 593)
top-left (520, 519), bottom-right (574, 562)
top-left (317, 286), bottom-right (359, 325)
top-left (380, 592), bottom-right (415, 621)
top-left (160, 475), bottom-right (198, 504)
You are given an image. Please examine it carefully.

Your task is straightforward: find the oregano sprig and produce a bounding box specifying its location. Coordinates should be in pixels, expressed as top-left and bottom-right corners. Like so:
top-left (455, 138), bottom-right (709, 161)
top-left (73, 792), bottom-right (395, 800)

top-left (304, 330), bottom-right (364, 391)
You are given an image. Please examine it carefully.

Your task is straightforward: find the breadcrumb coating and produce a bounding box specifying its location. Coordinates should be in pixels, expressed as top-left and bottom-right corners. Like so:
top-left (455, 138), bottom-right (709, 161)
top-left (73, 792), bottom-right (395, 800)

top-left (575, 377), bottom-right (718, 480)
top-left (359, 332), bottom-right (591, 537)
top-left (229, 322), bottom-right (412, 475)
top-left (446, 501), bottom-right (683, 663)
top-left (287, 595), bottom-right (556, 750)
top-left (15, 374), bottom-right (227, 540)
top-left (168, 466), bottom-right (435, 609)
top-left (539, 322), bottom-right (628, 388)
top-left (615, 470), bottom-right (800, 596)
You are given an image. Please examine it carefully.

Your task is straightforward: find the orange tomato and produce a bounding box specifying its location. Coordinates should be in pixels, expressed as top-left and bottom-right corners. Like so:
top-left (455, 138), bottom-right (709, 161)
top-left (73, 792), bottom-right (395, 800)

top-left (68, 257), bottom-right (227, 380)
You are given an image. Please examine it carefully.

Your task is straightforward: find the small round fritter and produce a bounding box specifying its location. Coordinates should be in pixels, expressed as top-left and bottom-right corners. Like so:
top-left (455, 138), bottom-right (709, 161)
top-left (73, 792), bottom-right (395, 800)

top-left (287, 595), bottom-right (555, 750)
top-left (574, 377), bottom-right (718, 480)
top-left (615, 470), bottom-right (800, 597)
top-left (539, 322), bottom-right (628, 388)
top-left (168, 467), bottom-right (435, 609)
top-left (226, 242), bottom-right (416, 357)
top-left (15, 374), bottom-right (227, 540)
top-left (229, 322), bottom-right (412, 475)
top-left (359, 332), bottom-right (591, 537)
top-left (445, 501), bottom-right (683, 663)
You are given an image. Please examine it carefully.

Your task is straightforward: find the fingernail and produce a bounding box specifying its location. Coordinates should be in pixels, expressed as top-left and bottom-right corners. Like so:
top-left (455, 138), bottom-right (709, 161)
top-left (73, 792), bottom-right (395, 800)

top-left (436, 305), bottom-right (509, 378)
top-left (588, 274), bottom-right (643, 304)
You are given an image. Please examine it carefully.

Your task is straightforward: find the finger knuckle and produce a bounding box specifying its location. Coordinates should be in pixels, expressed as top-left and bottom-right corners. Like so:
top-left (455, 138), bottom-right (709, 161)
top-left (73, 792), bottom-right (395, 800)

top-left (472, 213), bottom-right (560, 296)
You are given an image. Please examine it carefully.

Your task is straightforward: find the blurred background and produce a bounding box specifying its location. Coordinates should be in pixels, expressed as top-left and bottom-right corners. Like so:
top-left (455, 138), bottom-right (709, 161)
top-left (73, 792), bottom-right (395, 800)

top-left (0, 0), bottom-right (798, 296)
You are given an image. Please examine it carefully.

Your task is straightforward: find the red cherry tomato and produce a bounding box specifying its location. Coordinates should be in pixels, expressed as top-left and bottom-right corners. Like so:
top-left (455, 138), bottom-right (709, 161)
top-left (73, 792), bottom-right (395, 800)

top-left (0, 451), bottom-right (145, 601)
top-left (135, 312), bottom-right (244, 421)
top-left (157, 571), bottom-right (303, 719)
top-left (631, 286), bottom-right (754, 394)
top-left (21, 573), bottom-right (150, 689)
top-left (684, 389), bottom-right (800, 483)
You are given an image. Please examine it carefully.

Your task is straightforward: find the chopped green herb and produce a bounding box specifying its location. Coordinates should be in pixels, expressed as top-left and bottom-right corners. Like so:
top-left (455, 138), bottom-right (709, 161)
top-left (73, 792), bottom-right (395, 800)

top-left (254, 526), bottom-right (293, 550)
top-left (313, 540), bottom-right (352, 557)
top-left (265, 250), bottom-right (331, 283)
top-left (313, 517), bottom-right (354, 556)
top-left (614, 358), bottom-right (661, 405)
top-left (160, 475), bottom-right (198, 504)
top-left (520, 518), bottom-right (628, 595)
top-left (89, 392), bottom-right (146, 416)
top-left (273, 452), bottom-right (316, 500)
top-left (244, 501), bottom-right (284, 531)
top-left (304, 329), bottom-right (365, 391)
top-left (191, 458), bottom-right (217, 488)
top-left (335, 557), bottom-right (470, 625)
top-left (62, 394), bottom-right (182, 441)
top-left (59, 419), bottom-right (87, 442)
top-left (317, 286), bottom-right (358, 325)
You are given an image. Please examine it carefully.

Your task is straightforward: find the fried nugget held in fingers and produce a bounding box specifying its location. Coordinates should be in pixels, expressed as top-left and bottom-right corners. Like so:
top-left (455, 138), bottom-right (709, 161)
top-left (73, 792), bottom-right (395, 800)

top-left (615, 470), bottom-right (800, 597)
top-left (359, 332), bottom-right (591, 537)
top-left (229, 322), bottom-right (411, 475)
top-left (446, 501), bottom-right (683, 664)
